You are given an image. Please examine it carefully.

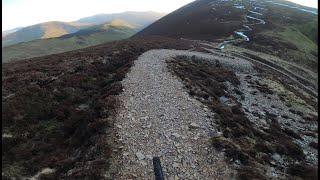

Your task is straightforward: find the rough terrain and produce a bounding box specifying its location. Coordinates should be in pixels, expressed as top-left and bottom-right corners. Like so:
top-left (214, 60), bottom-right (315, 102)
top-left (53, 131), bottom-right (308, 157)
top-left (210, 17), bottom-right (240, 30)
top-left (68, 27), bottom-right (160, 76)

top-left (165, 49), bottom-right (318, 179)
top-left (1, 37), bottom-right (197, 179)
top-left (2, 36), bottom-right (318, 179)
top-left (110, 47), bottom-right (318, 179)
top-left (110, 49), bottom-right (249, 179)
top-left (2, 0), bottom-right (318, 179)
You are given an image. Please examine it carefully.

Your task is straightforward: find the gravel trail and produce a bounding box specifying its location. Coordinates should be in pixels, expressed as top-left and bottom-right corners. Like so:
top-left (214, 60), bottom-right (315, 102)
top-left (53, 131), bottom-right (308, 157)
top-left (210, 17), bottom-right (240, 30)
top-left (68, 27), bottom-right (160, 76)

top-left (110, 49), bottom-right (254, 179)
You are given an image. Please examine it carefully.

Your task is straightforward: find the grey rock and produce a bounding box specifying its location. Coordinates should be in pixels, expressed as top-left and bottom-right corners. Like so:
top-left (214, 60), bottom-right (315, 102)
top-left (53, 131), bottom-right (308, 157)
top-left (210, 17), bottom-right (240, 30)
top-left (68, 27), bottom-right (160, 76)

top-left (219, 96), bottom-right (229, 104)
top-left (77, 104), bottom-right (89, 110)
top-left (172, 133), bottom-right (182, 138)
top-left (271, 153), bottom-right (281, 162)
top-left (189, 122), bottom-right (200, 129)
top-left (135, 152), bottom-right (145, 160)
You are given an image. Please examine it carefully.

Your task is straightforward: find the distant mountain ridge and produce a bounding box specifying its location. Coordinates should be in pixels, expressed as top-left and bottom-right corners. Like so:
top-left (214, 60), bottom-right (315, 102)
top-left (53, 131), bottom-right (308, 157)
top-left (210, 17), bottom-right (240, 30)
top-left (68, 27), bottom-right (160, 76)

top-left (2, 21), bottom-right (92, 47)
top-left (2, 27), bottom-right (23, 38)
top-left (59, 19), bottom-right (137, 39)
top-left (2, 11), bottom-right (165, 47)
top-left (2, 20), bottom-right (138, 62)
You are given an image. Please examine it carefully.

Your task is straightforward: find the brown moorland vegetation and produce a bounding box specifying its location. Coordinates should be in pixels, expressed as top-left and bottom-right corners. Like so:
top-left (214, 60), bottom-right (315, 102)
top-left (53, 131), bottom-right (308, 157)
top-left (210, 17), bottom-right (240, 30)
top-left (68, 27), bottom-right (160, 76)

top-left (166, 56), bottom-right (317, 179)
top-left (2, 36), bottom-right (196, 179)
top-left (135, 0), bottom-right (245, 40)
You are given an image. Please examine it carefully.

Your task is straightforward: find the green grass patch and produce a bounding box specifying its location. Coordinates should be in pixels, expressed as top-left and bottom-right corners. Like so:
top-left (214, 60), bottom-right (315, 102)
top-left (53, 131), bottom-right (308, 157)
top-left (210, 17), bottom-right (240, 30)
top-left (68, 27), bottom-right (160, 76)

top-left (278, 26), bottom-right (317, 54)
top-left (262, 26), bottom-right (317, 55)
top-left (295, 20), bottom-right (318, 44)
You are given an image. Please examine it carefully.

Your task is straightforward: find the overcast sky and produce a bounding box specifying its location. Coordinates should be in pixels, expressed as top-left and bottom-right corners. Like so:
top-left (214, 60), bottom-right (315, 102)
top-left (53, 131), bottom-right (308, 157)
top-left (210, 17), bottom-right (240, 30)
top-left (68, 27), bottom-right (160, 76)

top-left (2, 0), bottom-right (318, 31)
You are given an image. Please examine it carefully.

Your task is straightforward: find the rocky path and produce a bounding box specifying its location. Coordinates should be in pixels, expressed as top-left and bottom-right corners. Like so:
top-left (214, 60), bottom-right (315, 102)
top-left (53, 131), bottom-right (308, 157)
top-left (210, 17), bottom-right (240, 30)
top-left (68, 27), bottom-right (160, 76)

top-left (109, 49), bottom-right (249, 179)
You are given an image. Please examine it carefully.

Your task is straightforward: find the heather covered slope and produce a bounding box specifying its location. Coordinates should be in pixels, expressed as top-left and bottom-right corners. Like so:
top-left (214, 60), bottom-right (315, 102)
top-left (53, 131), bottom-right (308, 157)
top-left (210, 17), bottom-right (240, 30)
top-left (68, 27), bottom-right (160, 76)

top-left (135, 0), bottom-right (246, 40)
top-left (2, 36), bottom-right (318, 179)
top-left (136, 0), bottom-right (317, 43)
top-left (2, 36), bottom-right (196, 179)
top-left (166, 54), bottom-right (317, 179)
top-left (136, 0), bottom-right (318, 77)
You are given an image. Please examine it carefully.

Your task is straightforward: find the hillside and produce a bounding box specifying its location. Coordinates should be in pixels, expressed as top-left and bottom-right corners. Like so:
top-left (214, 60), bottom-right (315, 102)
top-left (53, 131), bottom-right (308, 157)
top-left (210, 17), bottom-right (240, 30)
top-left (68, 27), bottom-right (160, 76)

top-left (135, 0), bottom-right (246, 40)
top-left (232, 0), bottom-right (318, 87)
top-left (137, 0), bottom-right (318, 85)
top-left (2, 21), bottom-right (91, 47)
top-left (136, 0), bottom-right (317, 41)
top-left (2, 20), bottom-right (138, 62)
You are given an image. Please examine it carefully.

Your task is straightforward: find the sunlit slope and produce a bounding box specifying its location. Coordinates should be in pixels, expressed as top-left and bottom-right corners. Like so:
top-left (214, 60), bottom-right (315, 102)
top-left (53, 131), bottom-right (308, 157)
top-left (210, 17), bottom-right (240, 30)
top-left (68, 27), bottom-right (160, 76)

top-left (2, 21), bottom-right (91, 47)
top-left (2, 21), bottom-right (137, 62)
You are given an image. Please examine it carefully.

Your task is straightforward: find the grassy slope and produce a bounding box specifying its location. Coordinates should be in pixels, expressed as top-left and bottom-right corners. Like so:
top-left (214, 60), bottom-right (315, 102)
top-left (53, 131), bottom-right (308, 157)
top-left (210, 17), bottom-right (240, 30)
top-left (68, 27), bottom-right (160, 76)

top-left (280, 27), bottom-right (317, 53)
top-left (249, 24), bottom-right (318, 72)
top-left (259, 24), bottom-right (318, 55)
top-left (296, 20), bottom-right (318, 44)
top-left (2, 27), bottom-right (137, 62)
top-left (241, 1), bottom-right (318, 73)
